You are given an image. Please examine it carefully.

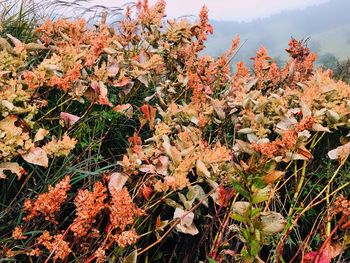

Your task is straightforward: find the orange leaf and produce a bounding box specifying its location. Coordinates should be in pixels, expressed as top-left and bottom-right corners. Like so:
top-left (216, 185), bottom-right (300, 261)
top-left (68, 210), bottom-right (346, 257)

top-left (112, 104), bottom-right (133, 118)
top-left (263, 170), bottom-right (285, 184)
top-left (298, 145), bottom-right (313, 160)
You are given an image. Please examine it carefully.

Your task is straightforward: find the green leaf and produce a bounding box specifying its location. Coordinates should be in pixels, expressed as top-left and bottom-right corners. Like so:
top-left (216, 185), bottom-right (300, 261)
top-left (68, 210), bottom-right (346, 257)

top-left (250, 240), bottom-right (260, 257)
top-left (231, 213), bottom-right (246, 222)
top-left (230, 179), bottom-right (250, 199)
top-left (252, 178), bottom-right (266, 189)
top-left (208, 258), bottom-right (216, 263)
top-left (242, 249), bottom-right (250, 260)
top-left (250, 208), bottom-right (261, 218)
top-left (252, 195), bottom-right (268, 205)
top-left (242, 228), bottom-right (251, 242)
top-left (252, 188), bottom-right (269, 204)
top-left (123, 250), bottom-right (137, 263)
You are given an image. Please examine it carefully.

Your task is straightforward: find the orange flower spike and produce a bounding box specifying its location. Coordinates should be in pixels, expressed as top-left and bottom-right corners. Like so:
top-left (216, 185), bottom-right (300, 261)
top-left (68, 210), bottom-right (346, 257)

top-left (128, 133), bottom-right (142, 146)
top-left (223, 35), bottom-right (240, 59)
top-left (109, 187), bottom-right (145, 231)
top-left (12, 226), bottom-right (27, 240)
top-left (115, 229), bottom-right (140, 248)
top-left (296, 116), bottom-right (316, 132)
top-left (37, 231), bottom-right (71, 260)
top-left (70, 181), bottom-right (107, 237)
top-left (23, 176), bottom-right (71, 222)
top-left (235, 61), bottom-right (251, 79)
top-left (198, 5), bottom-right (213, 37)
top-left (281, 130), bottom-right (298, 149)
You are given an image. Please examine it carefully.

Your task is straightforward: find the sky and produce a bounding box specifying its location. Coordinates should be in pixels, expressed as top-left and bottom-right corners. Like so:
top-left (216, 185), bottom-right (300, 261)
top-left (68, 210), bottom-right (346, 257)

top-left (80, 0), bottom-right (331, 21)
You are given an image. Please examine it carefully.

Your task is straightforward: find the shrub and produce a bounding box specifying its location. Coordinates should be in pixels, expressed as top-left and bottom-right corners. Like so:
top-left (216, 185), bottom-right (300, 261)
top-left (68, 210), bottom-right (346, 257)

top-left (1, 1), bottom-right (350, 262)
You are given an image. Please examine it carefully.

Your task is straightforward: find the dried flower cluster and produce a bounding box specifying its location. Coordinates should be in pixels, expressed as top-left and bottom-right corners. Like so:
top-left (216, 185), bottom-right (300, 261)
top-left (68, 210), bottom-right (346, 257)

top-left (0, 30), bottom-right (77, 175)
top-left (115, 229), bottom-right (140, 248)
top-left (71, 181), bottom-right (107, 237)
top-left (12, 226), bottom-right (26, 240)
top-left (37, 231), bottom-right (71, 260)
top-left (43, 134), bottom-right (77, 157)
top-left (109, 187), bottom-right (145, 231)
top-left (0, 115), bottom-right (33, 161)
top-left (23, 176), bottom-right (70, 222)
top-left (333, 195), bottom-right (350, 216)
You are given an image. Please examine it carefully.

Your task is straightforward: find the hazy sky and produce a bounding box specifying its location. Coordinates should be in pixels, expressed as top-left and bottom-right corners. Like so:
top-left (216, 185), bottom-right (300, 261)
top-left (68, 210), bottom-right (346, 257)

top-left (82, 0), bottom-right (330, 21)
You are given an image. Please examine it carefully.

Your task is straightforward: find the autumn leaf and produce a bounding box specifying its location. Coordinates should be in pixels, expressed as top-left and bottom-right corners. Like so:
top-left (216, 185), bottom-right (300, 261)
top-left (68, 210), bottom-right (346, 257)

top-left (0, 162), bottom-right (26, 179)
top-left (214, 185), bottom-right (235, 207)
top-left (91, 80), bottom-right (113, 106)
top-left (34, 128), bottom-right (49, 142)
top-left (259, 211), bottom-right (286, 235)
top-left (231, 201), bottom-right (250, 216)
top-left (155, 216), bottom-right (169, 231)
top-left (263, 170), bottom-right (284, 184)
top-left (22, 147), bottom-right (49, 168)
top-left (303, 242), bottom-right (343, 263)
top-left (328, 142), bottom-right (350, 164)
top-left (173, 208), bottom-right (199, 235)
top-left (108, 172), bottom-right (128, 193)
top-left (141, 185), bottom-right (153, 200)
top-left (113, 104), bottom-right (133, 118)
top-left (312, 123), bottom-right (330, 132)
top-left (155, 156), bottom-right (169, 176)
top-left (297, 145), bottom-right (313, 160)
top-left (140, 104), bottom-right (157, 129)
top-left (106, 59), bottom-right (119, 77)
top-left (196, 159), bottom-right (210, 177)
top-left (60, 112), bottom-right (80, 127)
top-left (162, 141), bottom-right (182, 165)
top-left (139, 164), bottom-right (156, 174)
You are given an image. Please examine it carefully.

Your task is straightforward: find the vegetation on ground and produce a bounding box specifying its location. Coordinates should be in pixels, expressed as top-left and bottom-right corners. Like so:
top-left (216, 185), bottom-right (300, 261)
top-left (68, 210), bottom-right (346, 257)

top-left (1, 1), bottom-right (350, 262)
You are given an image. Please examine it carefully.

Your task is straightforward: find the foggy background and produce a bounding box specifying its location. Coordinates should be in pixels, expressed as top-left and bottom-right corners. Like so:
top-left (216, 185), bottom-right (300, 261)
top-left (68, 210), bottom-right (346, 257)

top-left (64, 0), bottom-right (350, 67)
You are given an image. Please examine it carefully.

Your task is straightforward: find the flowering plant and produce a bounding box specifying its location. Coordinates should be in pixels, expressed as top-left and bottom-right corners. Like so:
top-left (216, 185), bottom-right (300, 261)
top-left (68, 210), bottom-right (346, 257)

top-left (1, 1), bottom-right (350, 262)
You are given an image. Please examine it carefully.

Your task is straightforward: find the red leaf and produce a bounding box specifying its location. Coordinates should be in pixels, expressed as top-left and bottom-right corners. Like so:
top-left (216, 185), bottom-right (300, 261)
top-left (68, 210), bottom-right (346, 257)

top-left (141, 104), bottom-right (150, 120)
top-left (217, 185), bottom-right (235, 207)
top-left (142, 185), bottom-right (153, 200)
top-left (303, 251), bottom-right (330, 263)
top-left (140, 104), bottom-right (157, 129)
top-left (128, 133), bottom-right (142, 145)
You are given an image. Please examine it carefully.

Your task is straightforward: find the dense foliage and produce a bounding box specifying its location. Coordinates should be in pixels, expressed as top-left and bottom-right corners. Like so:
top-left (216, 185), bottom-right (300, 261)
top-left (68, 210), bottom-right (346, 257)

top-left (1, 1), bottom-right (350, 262)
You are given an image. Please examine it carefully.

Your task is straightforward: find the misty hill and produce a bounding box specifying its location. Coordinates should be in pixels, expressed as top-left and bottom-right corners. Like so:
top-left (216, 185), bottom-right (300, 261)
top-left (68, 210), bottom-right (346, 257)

top-left (204, 0), bottom-right (350, 66)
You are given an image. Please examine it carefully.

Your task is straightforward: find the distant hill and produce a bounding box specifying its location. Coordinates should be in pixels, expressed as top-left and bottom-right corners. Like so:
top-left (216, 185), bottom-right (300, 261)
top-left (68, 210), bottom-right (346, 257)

top-left (203, 0), bottom-right (350, 66)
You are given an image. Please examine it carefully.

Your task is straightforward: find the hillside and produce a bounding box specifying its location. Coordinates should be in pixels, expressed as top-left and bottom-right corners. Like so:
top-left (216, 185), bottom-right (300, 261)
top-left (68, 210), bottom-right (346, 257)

top-left (204, 0), bottom-right (350, 65)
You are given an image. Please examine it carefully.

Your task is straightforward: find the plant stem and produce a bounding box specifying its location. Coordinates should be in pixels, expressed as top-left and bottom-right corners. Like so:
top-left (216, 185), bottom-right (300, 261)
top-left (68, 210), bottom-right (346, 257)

top-left (288, 160), bottom-right (307, 217)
